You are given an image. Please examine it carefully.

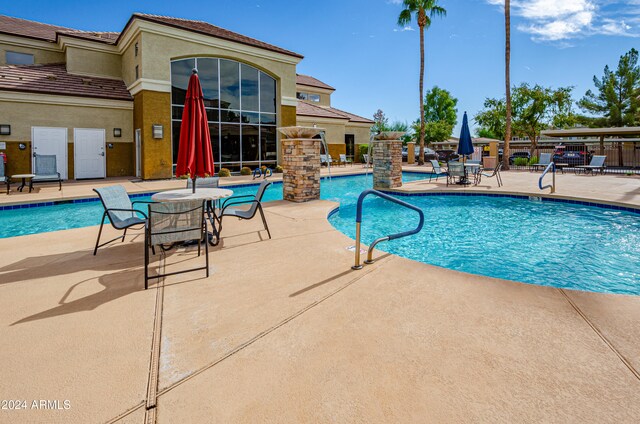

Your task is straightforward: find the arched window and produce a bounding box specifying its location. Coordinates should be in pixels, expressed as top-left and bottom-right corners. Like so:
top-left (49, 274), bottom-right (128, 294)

top-left (170, 58), bottom-right (277, 171)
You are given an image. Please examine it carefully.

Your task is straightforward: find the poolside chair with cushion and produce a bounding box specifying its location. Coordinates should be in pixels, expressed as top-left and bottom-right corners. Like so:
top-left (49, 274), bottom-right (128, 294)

top-left (530, 153), bottom-right (552, 172)
top-left (575, 155), bottom-right (606, 175)
top-left (93, 185), bottom-right (154, 255)
top-left (145, 200), bottom-right (208, 289)
top-left (477, 162), bottom-right (503, 187)
top-left (339, 154), bottom-right (352, 166)
top-left (31, 154), bottom-right (62, 191)
top-left (320, 155), bottom-right (329, 167)
top-left (428, 159), bottom-right (448, 182)
top-left (0, 160), bottom-right (9, 194)
top-left (218, 180), bottom-right (272, 240)
top-left (447, 162), bottom-right (465, 186)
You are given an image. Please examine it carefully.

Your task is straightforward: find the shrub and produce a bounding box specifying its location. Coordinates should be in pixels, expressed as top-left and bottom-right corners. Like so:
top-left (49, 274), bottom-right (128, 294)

top-left (358, 144), bottom-right (369, 161)
top-left (528, 155), bottom-right (538, 165)
top-left (274, 165), bottom-right (283, 173)
top-left (240, 167), bottom-right (252, 175)
top-left (218, 168), bottom-right (231, 177)
top-left (514, 157), bottom-right (528, 167)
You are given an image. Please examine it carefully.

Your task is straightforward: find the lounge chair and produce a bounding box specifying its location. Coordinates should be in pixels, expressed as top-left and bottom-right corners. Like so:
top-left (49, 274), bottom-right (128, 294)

top-left (31, 154), bottom-right (62, 191)
top-left (0, 160), bottom-right (9, 194)
top-left (320, 154), bottom-right (331, 167)
top-left (428, 159), bottom-right (447, 182)
top-left (477, 162), bottom-right (503, 187)
top-left (144, 200), bottom-right (209, 289)
top-left (218, 180), bottom-right (272, 240)
top-left (93, 185), bottom-right (154, 255)
top-left (339, 154), bottom-right (352, 166)
top-left (447, 162), bottom-right (465, 186)
top-left (575, 155), bottom-right (606, 175)
top-left (530, 153), bottom-right (552, 172)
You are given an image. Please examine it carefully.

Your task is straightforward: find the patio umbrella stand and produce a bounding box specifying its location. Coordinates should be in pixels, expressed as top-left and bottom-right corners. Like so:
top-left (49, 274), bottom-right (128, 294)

top-left (457, 111), bottom-right (475, 185)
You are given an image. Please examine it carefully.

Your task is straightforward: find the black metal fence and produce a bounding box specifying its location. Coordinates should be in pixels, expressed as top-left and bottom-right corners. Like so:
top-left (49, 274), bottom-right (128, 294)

top-left (501, 144), bottom-right (640, 174)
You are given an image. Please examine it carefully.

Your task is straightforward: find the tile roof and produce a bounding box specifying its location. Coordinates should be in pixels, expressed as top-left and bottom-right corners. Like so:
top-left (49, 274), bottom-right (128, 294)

top-left (296, 74), bottom-right (335, 91)
top-left (329, 106), bottom-right (374, 124)
top-left (296, 101), bottom-right (373, 125)
top-left (126, 14), bottom-right (303, 58)
top-left (0, 15), bottom-right (72, 42)
top-left (57, 30), bottom-right (119, 45)
top-left (0, 63), bottom-right (132, 101)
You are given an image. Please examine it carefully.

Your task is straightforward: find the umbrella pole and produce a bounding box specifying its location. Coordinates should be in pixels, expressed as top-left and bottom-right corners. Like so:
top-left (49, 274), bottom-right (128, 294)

top-left (192, 176), bottom-right (197, 193)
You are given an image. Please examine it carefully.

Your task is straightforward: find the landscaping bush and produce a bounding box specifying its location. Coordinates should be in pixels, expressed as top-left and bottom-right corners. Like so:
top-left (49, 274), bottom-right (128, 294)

top-left (218, 168), bottom-right (231, 177)
top-left (528, 156), bottom-right (538, 165)
top-left (274, 165), bottom-right (283, 173)
top-left (358, 144), bottom-right (369, 161)
top-left (240, 167), bottom-right (252, 175)
top-left (514, 157), bottom-right (528, 167)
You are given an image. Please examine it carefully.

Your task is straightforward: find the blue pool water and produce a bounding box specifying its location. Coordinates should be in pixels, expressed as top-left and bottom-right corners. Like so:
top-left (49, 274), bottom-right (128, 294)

top-left (1, 172), bottom-right (639, 295)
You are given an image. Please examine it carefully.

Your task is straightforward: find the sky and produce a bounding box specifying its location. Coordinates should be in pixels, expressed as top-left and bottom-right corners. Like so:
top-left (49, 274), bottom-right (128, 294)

top-left (3, 0), bottom-right (640, 136)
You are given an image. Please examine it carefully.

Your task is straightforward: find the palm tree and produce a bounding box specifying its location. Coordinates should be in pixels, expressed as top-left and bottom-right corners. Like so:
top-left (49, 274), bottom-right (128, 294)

top-left (503, 0), bottom-right (511, 170)
top-left (398, 0), bottom-right (446, 166)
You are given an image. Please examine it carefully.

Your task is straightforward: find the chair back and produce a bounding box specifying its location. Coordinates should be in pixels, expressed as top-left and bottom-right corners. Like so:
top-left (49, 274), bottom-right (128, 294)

top-left (34, 155), bottom-right (58, 175)
top-left (0, 160), bottom-right (5, 178)
top-left (538, 153), bottom-right (552, 165)
top-left (148, 200), bottom-right (204, 246)
top-left (255, 179), bottom-right (272, 203)
top-left (589, 155), bottom-right (606, 167)
top-left (320, 154), bottom-right (327, 164)
top-left (339, 154), bottom-right (347, 162)
top-left (448, 162), bottom-right (465, 177)
top-left (429, 160), bottom-right (443, 173)
top-left (487, 161), bottom-right (503, 176)
top-left (186, 177), bottom-right (219, 189)
top-left (94, 185), bottom-right (135, 225)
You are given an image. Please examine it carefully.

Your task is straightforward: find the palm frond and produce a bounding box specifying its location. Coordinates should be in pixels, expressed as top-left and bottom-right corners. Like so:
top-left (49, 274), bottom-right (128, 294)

top-left (430, 5), bottom-right (447, 18)
top-left (397, 9), bottom-right (413, 26)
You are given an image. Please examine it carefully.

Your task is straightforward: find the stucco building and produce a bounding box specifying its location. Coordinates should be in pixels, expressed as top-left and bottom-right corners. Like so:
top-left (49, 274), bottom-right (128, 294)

top-left (0, 13), bottom-right (372, 180)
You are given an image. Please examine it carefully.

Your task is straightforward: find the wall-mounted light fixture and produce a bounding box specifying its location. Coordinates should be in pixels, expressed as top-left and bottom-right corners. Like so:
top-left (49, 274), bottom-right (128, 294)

top-left (113, 128), bottom-right (122, 137)
top-left (0, 125), bottom-right (10, 135)
top-left (107, 143), bottom-right (114, 149)
top-left (18, 143), bottom-right (26, 150)
top-left (152, 124), bottom-right (163, 139)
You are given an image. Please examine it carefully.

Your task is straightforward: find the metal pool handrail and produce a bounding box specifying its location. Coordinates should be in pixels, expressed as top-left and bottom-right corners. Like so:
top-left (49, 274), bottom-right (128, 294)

top-left (352, 189), bottom-right (425, 270)
top-left (539, 162), bottom-right (556, 193)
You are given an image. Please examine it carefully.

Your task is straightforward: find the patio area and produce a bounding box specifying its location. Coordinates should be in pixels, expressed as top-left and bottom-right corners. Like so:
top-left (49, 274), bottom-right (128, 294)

top-left (0, 169), bottom-right (639, 423)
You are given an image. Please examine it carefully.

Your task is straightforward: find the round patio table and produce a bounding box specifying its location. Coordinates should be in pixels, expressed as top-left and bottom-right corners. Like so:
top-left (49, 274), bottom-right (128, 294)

top-left (11, 174), bottom-right (36, 193)
top-left (152, 188), bottom-right (233, 245)
top-left (457, 163), bottom-right (480, 185)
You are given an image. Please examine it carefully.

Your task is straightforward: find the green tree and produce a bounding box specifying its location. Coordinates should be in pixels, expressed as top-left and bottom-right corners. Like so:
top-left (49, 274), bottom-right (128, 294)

top-left (476, 127), bottom-right (499, 140)
top-left (474, 98), bottom-right (506, 141)
top-left (372, 109), bottom-right (390, 133)
top-left (578, 48), bottom-right (640, 127)
top-left (421, 86), bottom-right (457, 144)
top-left (388, 121), bottom-right (412, 144)
top-left (475, 84), bottom-right (575, 155)
top-left (398, 0), bottom-right (446, 165)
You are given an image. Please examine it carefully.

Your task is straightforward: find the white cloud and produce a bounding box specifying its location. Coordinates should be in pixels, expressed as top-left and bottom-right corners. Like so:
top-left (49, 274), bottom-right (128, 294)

top-left (393, 26), bottom-right (415, 32)
top-left (485, 0), bottom-right (640, 42)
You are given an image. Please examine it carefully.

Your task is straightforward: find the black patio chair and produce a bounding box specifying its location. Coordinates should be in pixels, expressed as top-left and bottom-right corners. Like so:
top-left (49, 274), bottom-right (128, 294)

top-left (145, 200), bottom-right (208, 289)
top-left (477, 162), bottom-right (503, 187)
top-left (218, 180), bottom-right (272, 240)
top-left (93, 185), bottom-right (154, 255)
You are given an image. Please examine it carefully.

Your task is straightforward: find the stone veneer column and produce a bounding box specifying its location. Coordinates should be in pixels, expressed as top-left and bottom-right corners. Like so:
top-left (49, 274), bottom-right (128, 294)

top-left (282, 138), bottom-right (321, 202)
top-left (373, 140), bottom-right (403, 189)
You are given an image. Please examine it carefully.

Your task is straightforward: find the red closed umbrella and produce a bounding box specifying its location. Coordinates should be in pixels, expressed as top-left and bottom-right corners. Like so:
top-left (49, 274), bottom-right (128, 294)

top-left (175, 69), bottom-right (215, 192)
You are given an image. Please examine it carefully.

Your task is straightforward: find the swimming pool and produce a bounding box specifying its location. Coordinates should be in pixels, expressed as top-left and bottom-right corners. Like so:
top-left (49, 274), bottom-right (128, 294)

top-left (328, 192), bottom-right (640, 295)
top-left (1, 172), bottom-right (639, 295)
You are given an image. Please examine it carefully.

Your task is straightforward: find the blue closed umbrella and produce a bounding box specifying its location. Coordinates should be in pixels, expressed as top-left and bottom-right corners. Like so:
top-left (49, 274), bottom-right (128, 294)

top-left (457, 111), bottom-right (474, 158)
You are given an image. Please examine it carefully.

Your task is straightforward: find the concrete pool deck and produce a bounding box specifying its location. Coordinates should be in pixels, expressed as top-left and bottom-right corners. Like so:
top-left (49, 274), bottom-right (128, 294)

top-left (0, 169), bottom-right (639, 423)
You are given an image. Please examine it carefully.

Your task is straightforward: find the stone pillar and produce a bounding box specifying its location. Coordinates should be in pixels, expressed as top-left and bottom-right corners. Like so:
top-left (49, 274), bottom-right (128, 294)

top-left (282, 138), bottom-right (321, 202)
top-left (373, 140), bottom-right (402, 189)
top-left (407, 142), bottom-right (415, 165)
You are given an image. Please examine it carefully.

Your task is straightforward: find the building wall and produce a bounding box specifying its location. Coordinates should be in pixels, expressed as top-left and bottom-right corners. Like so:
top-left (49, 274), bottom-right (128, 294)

top-left (121, 35), bottom-right (140, 88)
top-left (66, 46), bottom-right (122, 79)
top-left (139, 32), bottom-right (298, 101)
top-left (0, 42), bottom-right (64, 65)
top-left (133, 90), bottom-right (172, 180)
top-left (0, 98), bottom-right (133, 177)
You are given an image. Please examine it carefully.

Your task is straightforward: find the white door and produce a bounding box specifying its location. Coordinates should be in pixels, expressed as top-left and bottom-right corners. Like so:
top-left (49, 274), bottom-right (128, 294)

top-left (135, 128), bottom-right (141, 178)
top-left (74, 129), bottom-right (106, 179)
top-left (32, 127), bottom-right (68, 180)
